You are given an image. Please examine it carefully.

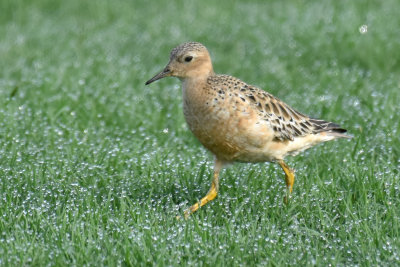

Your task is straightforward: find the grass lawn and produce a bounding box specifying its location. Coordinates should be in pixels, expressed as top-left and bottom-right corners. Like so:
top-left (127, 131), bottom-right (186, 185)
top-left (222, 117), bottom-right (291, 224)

top-left (1, 0), bottom-right (399, 265)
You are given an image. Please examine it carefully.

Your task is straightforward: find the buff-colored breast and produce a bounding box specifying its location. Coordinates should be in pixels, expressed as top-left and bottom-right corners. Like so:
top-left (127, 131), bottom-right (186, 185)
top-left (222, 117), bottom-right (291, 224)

top-left (182, 76), bottom-right (277, 163)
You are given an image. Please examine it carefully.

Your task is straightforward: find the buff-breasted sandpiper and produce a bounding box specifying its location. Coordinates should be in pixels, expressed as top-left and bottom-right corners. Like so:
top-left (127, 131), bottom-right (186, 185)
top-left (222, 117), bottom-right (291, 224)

top-left (145, 42), bottom-right (350, 218)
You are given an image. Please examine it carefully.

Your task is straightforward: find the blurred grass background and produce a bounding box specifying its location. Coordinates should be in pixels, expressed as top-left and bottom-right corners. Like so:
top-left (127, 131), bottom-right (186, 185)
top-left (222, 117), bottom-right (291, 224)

top-left (0, 0), bottom-right (399, 265)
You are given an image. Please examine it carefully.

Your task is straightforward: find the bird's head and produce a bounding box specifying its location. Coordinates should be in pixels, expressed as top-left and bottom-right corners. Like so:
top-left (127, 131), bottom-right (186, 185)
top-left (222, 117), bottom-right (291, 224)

top-left (145, 42), bottom-right (214, 85)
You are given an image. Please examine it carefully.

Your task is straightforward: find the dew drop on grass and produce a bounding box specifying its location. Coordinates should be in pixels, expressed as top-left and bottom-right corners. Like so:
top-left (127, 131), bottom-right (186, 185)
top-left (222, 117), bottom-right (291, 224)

top-left (359, 24), bottom-right (368, 34)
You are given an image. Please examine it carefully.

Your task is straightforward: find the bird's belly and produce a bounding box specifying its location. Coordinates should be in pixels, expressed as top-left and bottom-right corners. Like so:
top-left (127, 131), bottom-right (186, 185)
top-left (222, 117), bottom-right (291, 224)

top-left (184, 106), bottom-right (236, 159)
top-left (184, 104), bottom-right (275, 162)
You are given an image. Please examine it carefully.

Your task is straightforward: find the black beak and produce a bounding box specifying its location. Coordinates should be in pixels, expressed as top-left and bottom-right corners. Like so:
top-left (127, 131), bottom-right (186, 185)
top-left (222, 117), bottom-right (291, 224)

top-left (145, 67), bottom-right (171, 85)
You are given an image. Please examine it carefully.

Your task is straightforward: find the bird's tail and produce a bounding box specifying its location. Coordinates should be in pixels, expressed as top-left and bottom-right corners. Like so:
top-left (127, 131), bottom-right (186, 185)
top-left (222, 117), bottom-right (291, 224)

top-left (309, 119), bottom-right (352, 139)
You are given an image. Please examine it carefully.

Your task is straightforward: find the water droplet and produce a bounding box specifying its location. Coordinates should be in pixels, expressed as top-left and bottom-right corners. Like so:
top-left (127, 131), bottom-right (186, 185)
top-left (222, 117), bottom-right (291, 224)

top-left (359, 25), bottom-right (368, 34)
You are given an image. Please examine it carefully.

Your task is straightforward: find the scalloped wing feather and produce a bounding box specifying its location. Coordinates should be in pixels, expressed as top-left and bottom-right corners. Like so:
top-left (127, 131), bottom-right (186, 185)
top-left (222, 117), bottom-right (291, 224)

top-left (209, 75), bottom-right (349, 142)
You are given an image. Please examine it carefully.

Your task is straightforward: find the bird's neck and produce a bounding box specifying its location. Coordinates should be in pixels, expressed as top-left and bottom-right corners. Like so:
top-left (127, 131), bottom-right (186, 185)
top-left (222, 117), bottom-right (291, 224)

top-left (181, 73), bottom-right (214, 104)
top-left (181, 71), bottom-right (212, 90)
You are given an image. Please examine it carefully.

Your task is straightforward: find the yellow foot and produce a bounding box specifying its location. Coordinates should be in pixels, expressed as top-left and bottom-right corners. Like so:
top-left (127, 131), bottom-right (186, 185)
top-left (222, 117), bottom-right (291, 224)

top-left (278, 160), bottom-right (295, 203)
top-left (184, 207), bottom-right (194, 219)
top-left (183, 187), bottom-right (217, 219)
top-left (174, 209), bottom-right (195, 220)
top-left (179, 159), bottom-right (224, 219)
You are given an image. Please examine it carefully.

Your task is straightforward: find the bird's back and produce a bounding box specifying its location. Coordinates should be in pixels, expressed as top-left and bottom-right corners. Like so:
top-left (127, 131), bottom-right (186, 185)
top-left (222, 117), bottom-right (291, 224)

top-left (182, 74), bottom-right (349, 162)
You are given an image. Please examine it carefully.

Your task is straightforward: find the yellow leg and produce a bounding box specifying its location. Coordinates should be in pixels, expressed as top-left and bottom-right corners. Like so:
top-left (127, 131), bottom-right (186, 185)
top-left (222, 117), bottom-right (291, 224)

top-left (278, 160), bottom-right (295, 203)
top-left (183, 159), bottom-right (224, 219)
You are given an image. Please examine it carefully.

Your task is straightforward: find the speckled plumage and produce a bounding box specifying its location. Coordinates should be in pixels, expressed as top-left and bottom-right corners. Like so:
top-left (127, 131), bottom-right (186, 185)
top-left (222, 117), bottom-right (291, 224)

top-left (146, 42), bottom-right (350, 218)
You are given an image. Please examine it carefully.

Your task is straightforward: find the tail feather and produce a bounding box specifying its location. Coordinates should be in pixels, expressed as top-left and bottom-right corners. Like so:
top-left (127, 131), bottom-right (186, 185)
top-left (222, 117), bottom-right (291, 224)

top-left (309, 118), bottom-right (351, 139)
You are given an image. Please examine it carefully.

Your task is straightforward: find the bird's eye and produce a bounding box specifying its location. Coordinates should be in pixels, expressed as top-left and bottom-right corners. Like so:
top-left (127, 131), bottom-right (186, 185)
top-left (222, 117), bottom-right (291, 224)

top-left (184, 56), bottom-right (193, 62)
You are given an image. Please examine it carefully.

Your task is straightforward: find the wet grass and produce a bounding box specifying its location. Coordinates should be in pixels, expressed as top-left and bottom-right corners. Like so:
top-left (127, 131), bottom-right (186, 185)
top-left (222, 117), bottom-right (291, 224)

top-left (1, 0), bottom-right (399, 266)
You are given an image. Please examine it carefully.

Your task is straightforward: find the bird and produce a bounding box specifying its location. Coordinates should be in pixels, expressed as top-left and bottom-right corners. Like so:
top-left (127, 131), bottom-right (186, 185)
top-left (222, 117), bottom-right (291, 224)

top-left (145, 42), bottom-right (350, 218)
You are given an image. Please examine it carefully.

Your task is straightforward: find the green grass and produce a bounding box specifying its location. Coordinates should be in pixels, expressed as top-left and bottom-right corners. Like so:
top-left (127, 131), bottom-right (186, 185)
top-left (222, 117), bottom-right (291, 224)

top-left (1, 0), bottom-right (399, 265)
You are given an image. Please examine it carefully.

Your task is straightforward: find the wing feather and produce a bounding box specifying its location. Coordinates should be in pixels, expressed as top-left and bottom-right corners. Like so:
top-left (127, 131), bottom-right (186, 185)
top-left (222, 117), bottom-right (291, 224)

top-left (208, 75), bottom-right (348, 141)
